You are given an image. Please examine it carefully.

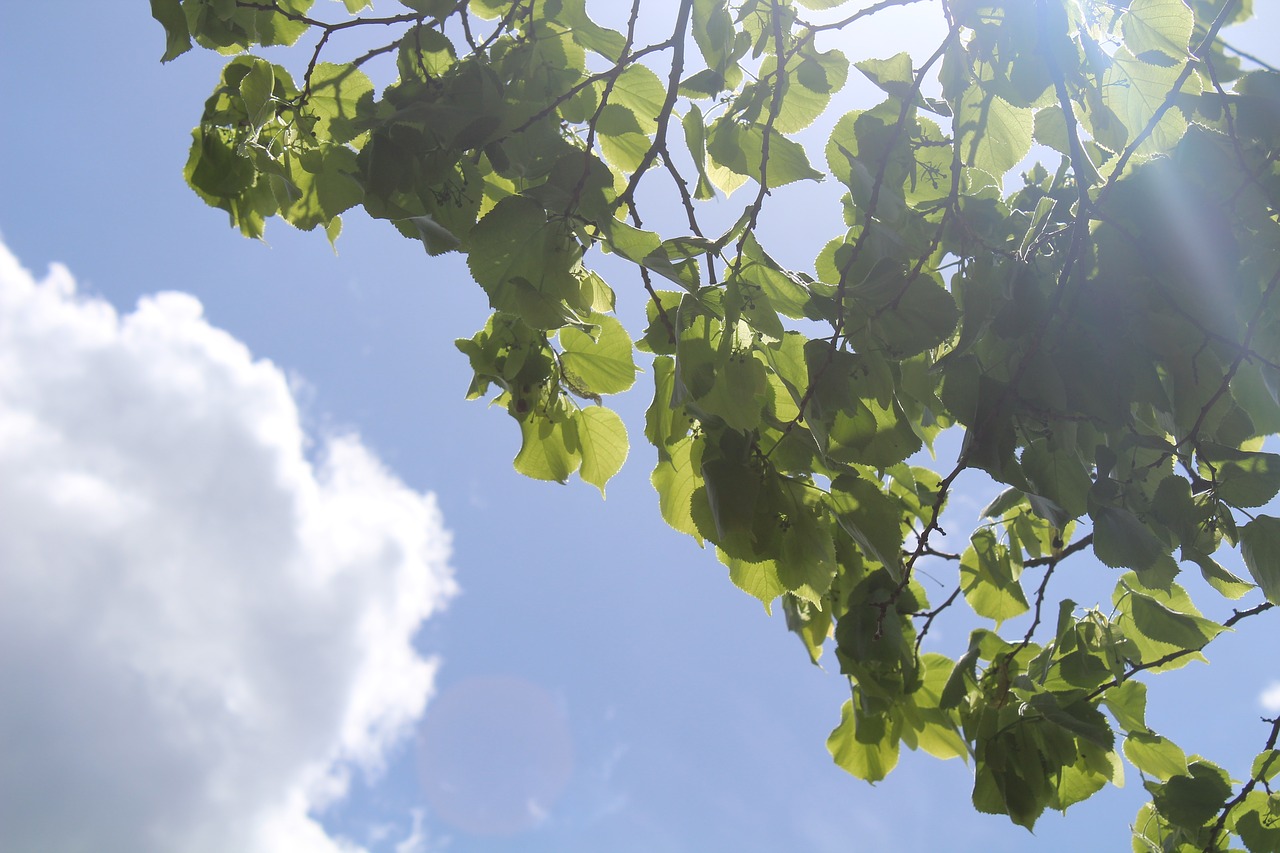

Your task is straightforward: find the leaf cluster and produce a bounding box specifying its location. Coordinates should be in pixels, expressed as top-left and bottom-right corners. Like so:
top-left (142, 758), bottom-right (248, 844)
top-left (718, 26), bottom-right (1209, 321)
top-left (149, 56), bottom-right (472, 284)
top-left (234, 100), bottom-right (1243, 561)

top-left (153, 0), bottom-right (1280, 845)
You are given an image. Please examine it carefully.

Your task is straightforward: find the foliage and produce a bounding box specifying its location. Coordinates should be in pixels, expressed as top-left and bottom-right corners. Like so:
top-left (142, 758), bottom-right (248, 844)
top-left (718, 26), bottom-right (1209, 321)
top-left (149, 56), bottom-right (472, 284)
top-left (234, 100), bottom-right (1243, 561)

top-left (152, 0), bottom-right (1280, 845)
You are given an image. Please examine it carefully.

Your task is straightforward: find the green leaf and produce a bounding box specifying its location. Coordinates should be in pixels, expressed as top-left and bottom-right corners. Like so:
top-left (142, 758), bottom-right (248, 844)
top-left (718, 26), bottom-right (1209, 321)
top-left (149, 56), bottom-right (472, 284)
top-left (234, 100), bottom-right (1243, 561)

top-left (682, 104), bottom-right (718, 200)
top-left (940, 642), bottom-right (980, 710)
top-left (280, 144), bottom-right (364, 231)
top-left (187, 0), bottom-right (315, 51)
top-left (612, 64), bottom-right (666, 135)
top-left (807, 350), bottom-right (922, 468)
top-left (906, 654), bottom-right (969, 760)
top-left (724, 551), bottom-right (787, 608)
top-left (1234, 789), bottom-right (1280, 853)
top-left (1026, 693), bottom-right (1115, 749)
top-left (576, 406), bottom-right (628, 495)
top-left (324, 215), bottom-right (342, 249)
top-left (601, 217), bottom-right (662, 267)
top-left (150, 0), bottom-right (193, 61)
top-left (1021, 440), bottom-right (1091, 521)
top-left (692, 0), bottom-right (738, 81)
top-left (845, 268), bottom-right (959, 359)
top-left (1112, 573), bottom-right (1220, 671)
top-left (1184, 548), bottom-right (1253, 600)
top-left (238, 57), bottom-right (277, 131)
top-left (737, 233), bottom-right (811, 319)
top-left (828, 699), bottom-right (902, 783)
top-left (829, 474), bottom-right (904, 578)
top-left (1102, 680), bottom-right (1148, 732)
top-left (1090, 501), bottom-right (1177, 583)
top-left (955, 85), bottom-right (1034, 178)
top-left (762, 46), bottom-right (850, 134)
top-left (960, 529), bottom-right (1029, 624)
top-left (307, 62), bottom-right (374, 144)
top-left (684, 339), bottom-right (769, 433)
top-left (1150, 761), bottom-right (1232, 832)
top-left (1125, 587), bottom-right (1223, 651)
top-left (600, 127), bottom-right (651, 174)
top-left (645, 355), bottom-right (686, 453)
top-left (1121, 0), bottom-right (1194, 60)
top-left (652, 437), bottom-right (705, 541)
top-left (467, 196), bottom-right (584, 329)
top-left (1241, 515), bottom-right (1280, 604)
top-left (1252, 749), bottom-right (1280, 784)
top-left (1198, 444), bottom-right (1280, 508)
top-left (706, 155), bottom-right (749, 197)
top-left (773, 480), bottom-right (838, 598)
top-left (783, 594), bottom-right (832, 664)
top-left (560, 314), bottom-right (637, 396)
top-left (707, 119), bottom-right (824, 188)
top-left (855, 53), bottom-right (916, 101)
top-left (1103, 46), bottom-right (1198, 156)
top-left (972, 719), bottom-right (1055, 829)
top-left (514, 411), bottom-right (581, 483)
top-left (558, 0), bottom-right (626, 61)
top-left (1124, 731), bottom-right (1189, 781)
top-left (701, 456), bottom-right (763, 551)
top-left (404, 214), bottom-right (461, 256)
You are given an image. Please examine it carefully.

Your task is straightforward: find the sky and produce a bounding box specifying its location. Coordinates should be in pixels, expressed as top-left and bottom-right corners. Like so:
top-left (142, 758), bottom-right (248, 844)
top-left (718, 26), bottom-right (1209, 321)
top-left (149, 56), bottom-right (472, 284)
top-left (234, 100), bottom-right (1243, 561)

top-left (1, 2), bottom-right (1279, 852)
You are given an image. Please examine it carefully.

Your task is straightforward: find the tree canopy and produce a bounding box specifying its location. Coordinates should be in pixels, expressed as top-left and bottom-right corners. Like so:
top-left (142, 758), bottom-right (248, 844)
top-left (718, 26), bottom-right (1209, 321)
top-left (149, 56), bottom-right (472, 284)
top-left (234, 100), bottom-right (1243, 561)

top-left (151, 0), bottom-right (1280, 846)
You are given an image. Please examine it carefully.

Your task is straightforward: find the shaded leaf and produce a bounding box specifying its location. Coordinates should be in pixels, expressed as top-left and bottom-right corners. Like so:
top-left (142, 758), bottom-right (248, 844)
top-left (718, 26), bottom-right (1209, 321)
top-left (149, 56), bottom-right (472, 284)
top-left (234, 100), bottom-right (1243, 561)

top-left (1241, 515), bottom-right (1280, 604)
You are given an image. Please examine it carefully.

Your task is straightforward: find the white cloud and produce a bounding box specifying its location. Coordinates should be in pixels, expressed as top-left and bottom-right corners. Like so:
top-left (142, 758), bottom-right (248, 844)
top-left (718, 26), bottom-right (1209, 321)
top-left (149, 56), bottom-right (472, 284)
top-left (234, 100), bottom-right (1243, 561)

top-left (1262, 682), bottom-right (1280, 714)
top-left (0, 240), bottom-right (456, 853)
top-left (393, 808), bottom-right (447, 853)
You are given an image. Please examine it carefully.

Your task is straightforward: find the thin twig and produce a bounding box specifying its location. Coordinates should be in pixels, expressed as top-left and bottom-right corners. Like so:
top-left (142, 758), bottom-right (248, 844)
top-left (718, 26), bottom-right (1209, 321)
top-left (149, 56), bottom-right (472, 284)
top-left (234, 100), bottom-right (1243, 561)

top-left (1086, 601), bottom-right (1275, 701)
top-left (615, 0), bottom-right (694, 213)
top-left (1208, 716), bottom-right (1280, 851)
top-left (1219, 38), bottom-right (1280, 73)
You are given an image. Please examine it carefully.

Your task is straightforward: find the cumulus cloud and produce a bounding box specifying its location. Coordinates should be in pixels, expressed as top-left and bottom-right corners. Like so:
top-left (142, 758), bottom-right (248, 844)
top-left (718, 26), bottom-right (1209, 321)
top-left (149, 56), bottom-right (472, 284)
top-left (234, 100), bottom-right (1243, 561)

top-left (1262, 682), bottom-right (1280, 714)
top-left (0, 240), bottom-right (456, 853)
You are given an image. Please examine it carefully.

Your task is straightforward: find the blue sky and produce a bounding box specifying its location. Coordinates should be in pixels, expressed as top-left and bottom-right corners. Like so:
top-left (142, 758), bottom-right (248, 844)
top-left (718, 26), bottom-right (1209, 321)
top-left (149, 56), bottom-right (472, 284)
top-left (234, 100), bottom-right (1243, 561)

top-left (1, 2), bottom-right (1279, 852)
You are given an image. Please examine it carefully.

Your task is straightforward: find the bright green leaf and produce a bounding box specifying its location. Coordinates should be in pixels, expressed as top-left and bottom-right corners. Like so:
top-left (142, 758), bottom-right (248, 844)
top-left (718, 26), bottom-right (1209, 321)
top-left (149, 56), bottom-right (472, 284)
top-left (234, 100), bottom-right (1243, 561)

top-left (1125, 731), bottom-right (1189, 781)
top-left (1121, 0), bottom-right (1194, 60)
top-left (960, 529), bottom-right (1029, 624)
top-left (515, 412), bottom-right (581, 482)
top-left (307, 62), bottom-right (374, 144)
top-left (707, 119), bottom-right (824, 188)
top-left (652, 437), bottom-right (704, 540)
top-left (828, 699), bottom-right (902, 783)
top-left (561, 314), bottom-right (637, 395)
top-left (576, 406), bottom-right (628, 494)
top-left (955, 85), bottom-right (1034, 178)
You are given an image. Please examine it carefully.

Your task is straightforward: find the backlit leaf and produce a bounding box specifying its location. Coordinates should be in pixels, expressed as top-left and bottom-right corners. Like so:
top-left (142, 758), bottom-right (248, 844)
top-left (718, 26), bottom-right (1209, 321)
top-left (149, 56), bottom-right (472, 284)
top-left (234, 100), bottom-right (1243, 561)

top-left (955, 86), bottom-right (1034, 178)
top-left (828, 699), bottom-right (902, 782)
top-left (1241, 515), bottom-right (1280, 604)
top-left (576, 406), bottom-right (628, 494)
top-left (960, 529), bottom-right (1029, 624)
top-left (1121, 0), bottom-right (1194, 60)
top-left (515, 412), bottom-right (581, 482)
top-left (307, 62), bottom-right (374, 144)
top-left (561, 314), bottom-right (637, 395)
